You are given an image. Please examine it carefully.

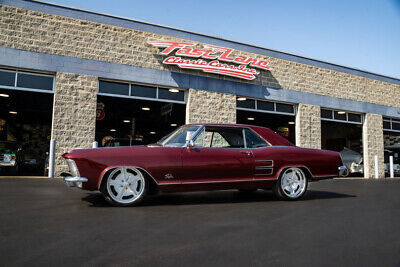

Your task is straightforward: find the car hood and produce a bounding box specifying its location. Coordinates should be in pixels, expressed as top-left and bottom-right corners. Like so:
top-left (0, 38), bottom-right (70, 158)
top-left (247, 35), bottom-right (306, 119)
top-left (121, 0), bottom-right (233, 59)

top-left (63, 145), bottom-right (167, 159)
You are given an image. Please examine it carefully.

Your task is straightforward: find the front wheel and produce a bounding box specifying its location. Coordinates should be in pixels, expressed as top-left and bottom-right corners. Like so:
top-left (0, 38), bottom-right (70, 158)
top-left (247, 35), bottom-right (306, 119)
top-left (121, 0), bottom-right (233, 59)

top-left (274, 167), bottom-right (308, 200)
top-left (102, 167), bottom-right (147, 207)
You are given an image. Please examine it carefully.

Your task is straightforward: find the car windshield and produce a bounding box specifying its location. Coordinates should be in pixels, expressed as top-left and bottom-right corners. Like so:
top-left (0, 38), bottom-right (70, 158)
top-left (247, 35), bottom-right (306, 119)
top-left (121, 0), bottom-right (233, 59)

top-left (157, 125), bottom-right (200, 147)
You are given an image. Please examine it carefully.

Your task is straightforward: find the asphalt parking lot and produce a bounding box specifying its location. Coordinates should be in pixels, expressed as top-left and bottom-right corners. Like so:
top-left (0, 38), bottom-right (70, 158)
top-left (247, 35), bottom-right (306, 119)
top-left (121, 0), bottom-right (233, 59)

top-left (0, 178), bottom-right (399, 267)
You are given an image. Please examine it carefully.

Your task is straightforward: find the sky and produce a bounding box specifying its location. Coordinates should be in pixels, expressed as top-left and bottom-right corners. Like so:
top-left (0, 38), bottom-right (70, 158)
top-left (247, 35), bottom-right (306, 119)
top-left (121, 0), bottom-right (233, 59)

top-left (47, 0), bottom-right (400, 79)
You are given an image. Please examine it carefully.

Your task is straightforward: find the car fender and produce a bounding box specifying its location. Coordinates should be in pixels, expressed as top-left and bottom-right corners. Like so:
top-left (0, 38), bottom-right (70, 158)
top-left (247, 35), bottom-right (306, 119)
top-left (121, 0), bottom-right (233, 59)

top-left (97, 165), bottom-right (159, 190)
top-left (274, 164), bottom-right (314, 180)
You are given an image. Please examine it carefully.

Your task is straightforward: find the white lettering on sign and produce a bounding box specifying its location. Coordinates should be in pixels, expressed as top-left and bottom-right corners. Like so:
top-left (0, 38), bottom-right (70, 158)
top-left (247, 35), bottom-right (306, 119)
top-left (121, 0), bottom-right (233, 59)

top-left (147, 40), bottom-right (270, 80)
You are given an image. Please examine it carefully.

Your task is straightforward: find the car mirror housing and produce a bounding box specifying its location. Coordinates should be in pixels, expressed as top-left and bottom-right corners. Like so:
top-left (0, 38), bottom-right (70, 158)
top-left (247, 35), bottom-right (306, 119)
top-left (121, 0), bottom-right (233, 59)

top-left (187, 140), bottom-right (195, 148)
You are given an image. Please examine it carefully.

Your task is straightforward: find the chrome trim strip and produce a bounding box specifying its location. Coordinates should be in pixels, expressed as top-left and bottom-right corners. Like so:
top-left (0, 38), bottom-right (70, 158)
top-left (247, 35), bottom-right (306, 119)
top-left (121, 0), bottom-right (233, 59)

top-left (255, 159), bottom-right (274, 167)
top-left (162, 178), bottom-right (276, 185)
top-left (184, 125), bottom-right (204, 147)
top-left (64, 176), bottom-right (88, 187)
top-left (64, 176), bottom-right (88, 182)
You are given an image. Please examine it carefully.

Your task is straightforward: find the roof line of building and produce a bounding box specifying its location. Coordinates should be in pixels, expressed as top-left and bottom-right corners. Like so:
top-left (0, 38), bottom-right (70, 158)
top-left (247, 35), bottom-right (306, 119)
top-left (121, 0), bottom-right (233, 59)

top-left (2, 0), bottom-right (400, 85)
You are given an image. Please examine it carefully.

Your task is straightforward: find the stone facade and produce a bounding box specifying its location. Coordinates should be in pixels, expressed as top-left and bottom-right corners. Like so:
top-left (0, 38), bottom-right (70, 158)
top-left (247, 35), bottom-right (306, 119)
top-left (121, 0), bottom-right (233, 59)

top-left (295, 104), bottom-right (321, 149)
top-left (363, 114), bottom-right (385, 178)
top-left (1, 4), bottom-right (400, 108)
top-left (186, 89), bottom-right (236, 124)
top-left (51, 73), bottom-right (97, 175)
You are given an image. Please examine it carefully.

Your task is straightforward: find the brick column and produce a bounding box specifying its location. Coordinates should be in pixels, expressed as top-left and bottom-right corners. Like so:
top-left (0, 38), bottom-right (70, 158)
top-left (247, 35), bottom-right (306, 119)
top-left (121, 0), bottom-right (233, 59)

top-left (295, 104), bottom-right (321, 149)
top-left (185, 89), bottom-right (236, 124)
top-left (51, 73), bottom-right (98, 176)
top-left (363, 113), bottom-right (385, 178)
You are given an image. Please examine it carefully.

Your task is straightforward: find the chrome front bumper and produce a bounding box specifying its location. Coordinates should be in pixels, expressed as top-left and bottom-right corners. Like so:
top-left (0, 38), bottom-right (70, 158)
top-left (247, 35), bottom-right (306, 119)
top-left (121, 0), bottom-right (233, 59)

top-left (338, 165), bottom-right (348, 177)
top-left (64, 176), bottom-right (88, 188)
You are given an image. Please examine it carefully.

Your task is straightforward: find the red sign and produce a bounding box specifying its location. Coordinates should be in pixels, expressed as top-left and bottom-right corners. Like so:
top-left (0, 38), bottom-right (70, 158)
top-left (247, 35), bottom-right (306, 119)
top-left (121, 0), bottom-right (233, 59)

top-left (96, 109), bottom-right (105, 120)
top-left (96, 102), bottom-right (105, 120)
top-left (147, 40), bottom-right (270, 80)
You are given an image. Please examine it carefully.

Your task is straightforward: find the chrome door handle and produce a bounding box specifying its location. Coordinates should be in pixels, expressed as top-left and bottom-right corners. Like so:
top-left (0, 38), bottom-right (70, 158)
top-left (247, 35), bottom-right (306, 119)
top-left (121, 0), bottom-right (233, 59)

top-left (241, 151), bottom-right (252, 156)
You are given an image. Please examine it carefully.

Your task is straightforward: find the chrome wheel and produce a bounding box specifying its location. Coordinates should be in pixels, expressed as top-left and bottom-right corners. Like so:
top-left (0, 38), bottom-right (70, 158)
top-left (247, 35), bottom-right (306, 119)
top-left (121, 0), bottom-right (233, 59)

top-left (106, 167), bottom-right (145, 205)
top-left (280, 167), bottom-right (307, 199)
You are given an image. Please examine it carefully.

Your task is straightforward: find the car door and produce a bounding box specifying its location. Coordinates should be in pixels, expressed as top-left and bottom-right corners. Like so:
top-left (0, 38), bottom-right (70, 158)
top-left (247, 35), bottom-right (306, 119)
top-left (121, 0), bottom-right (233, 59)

top-left (181, 126), bottom-right (254, 183)
top-left (243, 128), bottom-right (275, 180)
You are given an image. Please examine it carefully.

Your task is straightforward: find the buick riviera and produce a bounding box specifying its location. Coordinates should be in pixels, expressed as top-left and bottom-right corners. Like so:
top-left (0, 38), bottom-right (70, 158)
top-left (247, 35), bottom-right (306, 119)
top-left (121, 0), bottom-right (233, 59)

top-left (63, 124), bottom-right (346, 206)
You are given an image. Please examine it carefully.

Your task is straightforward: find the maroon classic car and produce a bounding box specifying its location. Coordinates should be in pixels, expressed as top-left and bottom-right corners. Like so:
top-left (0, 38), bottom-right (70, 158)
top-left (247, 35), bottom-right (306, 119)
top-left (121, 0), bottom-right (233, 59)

top-left (63, 124), bottom-right (347, 206)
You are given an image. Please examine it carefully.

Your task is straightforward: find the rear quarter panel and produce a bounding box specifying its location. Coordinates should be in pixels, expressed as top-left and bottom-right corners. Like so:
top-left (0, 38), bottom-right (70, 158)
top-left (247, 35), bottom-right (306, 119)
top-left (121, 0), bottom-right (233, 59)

top-left (252, 146), bottom-right (342, 179)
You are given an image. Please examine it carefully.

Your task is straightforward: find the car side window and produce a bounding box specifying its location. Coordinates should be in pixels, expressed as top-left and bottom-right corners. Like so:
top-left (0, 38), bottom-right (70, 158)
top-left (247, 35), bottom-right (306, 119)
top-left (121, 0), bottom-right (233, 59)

top-left (193, 126), bottom-right (245, 148)
top-left (193, 130), bottom-right (212, 147)
top-left (210, 132), bottom-right (230, 148)
top-left (244, 128), bottom-right (269, 148)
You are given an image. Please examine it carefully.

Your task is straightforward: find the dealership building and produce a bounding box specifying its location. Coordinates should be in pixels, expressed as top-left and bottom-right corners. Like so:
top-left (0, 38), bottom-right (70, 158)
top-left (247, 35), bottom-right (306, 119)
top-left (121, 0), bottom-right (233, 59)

top-left (0, 0), bottom-right (400, 177)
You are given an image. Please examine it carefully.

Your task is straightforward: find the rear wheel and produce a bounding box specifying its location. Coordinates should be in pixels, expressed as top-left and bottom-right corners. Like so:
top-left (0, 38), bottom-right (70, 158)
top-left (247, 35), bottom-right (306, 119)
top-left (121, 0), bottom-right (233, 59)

top-left (102, 167), bottom-right (147, 207)
top-left (274, 167), bottom-right (308, 200)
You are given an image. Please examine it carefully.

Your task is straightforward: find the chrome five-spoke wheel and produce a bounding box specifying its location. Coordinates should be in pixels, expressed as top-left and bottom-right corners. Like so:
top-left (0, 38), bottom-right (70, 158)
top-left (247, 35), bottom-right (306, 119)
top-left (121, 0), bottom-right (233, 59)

top-left (103, 167), bottom-right (147, 206)
top-left (275, 167), bottom-right (308, 200)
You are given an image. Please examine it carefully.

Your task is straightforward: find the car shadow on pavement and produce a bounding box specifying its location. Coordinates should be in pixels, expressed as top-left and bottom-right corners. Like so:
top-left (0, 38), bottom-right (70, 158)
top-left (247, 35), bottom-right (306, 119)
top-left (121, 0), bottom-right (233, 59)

top-left (82, 190), bottom-right (356, 207)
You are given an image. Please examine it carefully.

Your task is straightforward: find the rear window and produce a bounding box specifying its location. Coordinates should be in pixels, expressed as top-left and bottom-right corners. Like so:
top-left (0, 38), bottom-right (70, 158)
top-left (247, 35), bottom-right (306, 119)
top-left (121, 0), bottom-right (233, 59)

top-left (244, 129), bottom-right (269, 148)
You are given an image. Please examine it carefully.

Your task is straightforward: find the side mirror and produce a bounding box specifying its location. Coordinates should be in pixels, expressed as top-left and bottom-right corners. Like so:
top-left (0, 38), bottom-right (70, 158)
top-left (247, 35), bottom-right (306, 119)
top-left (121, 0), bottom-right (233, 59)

top-left (187, 140), bottom-right (195, 149)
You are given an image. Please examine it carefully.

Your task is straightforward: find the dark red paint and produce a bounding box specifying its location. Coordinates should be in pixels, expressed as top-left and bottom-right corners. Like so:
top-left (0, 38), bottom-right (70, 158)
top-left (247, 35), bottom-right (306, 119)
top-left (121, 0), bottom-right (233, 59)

top-left (63, 124), bottom-right (343, 192)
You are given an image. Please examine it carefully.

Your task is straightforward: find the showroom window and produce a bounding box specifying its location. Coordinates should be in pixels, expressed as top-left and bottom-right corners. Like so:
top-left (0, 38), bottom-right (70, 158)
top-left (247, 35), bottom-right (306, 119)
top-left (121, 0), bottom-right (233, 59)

top-left (98, 80), bottom-right (185, 103)
top-left (236, 97), bottom-right (296, 144)
top-left (236, 97), bottom-right (295, 115)
top-left (321, 108), bottom-right (362, 124)
top-left (0, 68), bottom-right (54, 92)
top-left (383, 117), bottom-right (400, 132)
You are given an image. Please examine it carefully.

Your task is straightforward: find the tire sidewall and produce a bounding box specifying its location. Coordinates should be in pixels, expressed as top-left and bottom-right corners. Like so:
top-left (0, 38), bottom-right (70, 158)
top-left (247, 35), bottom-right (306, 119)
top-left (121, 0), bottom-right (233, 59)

top-left (101, 168), bottom-right (148, 207)
top-left (274, 167), bottom-right (308, 201)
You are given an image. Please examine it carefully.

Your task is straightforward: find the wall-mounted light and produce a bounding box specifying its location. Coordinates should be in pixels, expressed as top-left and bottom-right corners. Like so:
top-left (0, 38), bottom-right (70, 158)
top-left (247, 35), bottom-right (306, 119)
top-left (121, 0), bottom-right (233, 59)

top-left (237, 97), bottom-right (247, 101)
top-left (247, 117), bottom-right (255, 121)
top-left (170, 123), bottom-right (177, 127)
top-left (110, 129), bottom-right (116, 132)
top-left (288, 121), bottom-right (295, 125)
top-left (142, 107), bottom-right (150, 111)
top-left (169, 89), bottom-right (179, 93)
top-left (123, 120), bottom-right (130, 123)
top-left (150, 131), bottom-right (156, 135)
top-left (337, 111), bottom-right (346, 115)
top-left (0, 93), bottom-right (9, 98)
top-left (9, 111), bottom-right (17, 114)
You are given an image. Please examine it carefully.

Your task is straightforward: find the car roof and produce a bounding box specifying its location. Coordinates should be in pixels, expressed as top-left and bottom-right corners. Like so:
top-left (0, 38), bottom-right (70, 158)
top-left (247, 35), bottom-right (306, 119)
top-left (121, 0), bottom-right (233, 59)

top-left (185, 123), bottom-right (294, 146)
